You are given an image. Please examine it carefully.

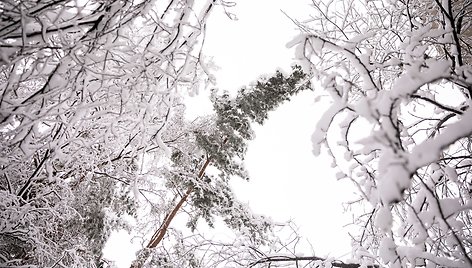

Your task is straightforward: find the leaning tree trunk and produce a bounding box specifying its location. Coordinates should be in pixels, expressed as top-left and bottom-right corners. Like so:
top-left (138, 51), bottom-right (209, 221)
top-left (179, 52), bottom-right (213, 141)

top-left (130, 156), bottom-right (212, 268)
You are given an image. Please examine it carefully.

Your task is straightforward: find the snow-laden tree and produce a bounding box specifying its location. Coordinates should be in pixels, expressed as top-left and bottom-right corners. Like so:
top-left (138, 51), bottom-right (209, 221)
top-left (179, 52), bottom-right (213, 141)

top-left (129, 65), bottom-right (311, 268)
top-left (287, 0), bottom-right (472, 267)
top-left (0, 0), bottom-right (223, 266)
top-left (0, 1), bottom-right (313, 265)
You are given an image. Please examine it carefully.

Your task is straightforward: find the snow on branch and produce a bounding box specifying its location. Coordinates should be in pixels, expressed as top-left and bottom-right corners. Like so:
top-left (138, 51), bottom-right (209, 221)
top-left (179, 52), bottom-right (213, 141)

top-left (0, 0), bottom-right (220, 267)
top-left (290, 0), bottom-right (472, 267)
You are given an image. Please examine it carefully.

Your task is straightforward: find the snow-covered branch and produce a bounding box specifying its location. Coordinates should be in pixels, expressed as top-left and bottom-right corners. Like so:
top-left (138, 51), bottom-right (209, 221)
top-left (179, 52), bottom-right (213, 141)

top-left (290, 0), bottom-right (472, 267)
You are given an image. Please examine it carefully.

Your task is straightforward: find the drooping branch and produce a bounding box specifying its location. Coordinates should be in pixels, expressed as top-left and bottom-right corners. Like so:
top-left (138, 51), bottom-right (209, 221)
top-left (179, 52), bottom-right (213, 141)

top-left (411, 94), bottom-right (465, 115)
top-left (249, 255), bottom-right (379, 268)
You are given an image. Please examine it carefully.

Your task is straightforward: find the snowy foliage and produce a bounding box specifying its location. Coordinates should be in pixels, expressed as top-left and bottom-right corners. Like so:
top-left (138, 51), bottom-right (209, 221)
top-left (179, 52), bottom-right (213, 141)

top-left (1, 0), bottom-right (310, 267)
top-left (0, 0), bottom-right (221, 267)
top-left (4, 0), bottom-right (472, 267)
top-left (289, 0), bottom-right (472, 267)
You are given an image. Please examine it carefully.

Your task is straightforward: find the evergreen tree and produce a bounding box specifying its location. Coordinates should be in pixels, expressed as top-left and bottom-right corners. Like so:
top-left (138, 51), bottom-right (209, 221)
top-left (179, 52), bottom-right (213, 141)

top-left (196, 65), bottom-right (310, 181)
top-left (190, 65), bottom-right (311, 232)
top-left (131, 65), bottom-right (311, 267)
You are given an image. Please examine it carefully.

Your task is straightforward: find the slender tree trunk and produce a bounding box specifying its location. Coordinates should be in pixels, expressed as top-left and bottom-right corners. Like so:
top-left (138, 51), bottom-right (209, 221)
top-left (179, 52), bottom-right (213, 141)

top-left (129, 157), bottom-right (212, 268)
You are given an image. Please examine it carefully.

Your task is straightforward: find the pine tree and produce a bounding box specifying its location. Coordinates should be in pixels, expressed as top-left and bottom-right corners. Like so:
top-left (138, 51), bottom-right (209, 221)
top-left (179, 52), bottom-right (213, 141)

top-left (196, 65), bottom-right (311, 181)
top-left (189, 65), bottom-right (311, 232)
top-left (131, 65), bottom-right (311, 267)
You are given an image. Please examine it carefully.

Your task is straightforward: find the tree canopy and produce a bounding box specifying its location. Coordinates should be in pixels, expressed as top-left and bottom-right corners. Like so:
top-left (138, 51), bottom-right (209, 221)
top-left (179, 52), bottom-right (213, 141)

top-left (1, 0), bottom-right (472, 268)
top-left (288, 0), bottom-right (472, 267)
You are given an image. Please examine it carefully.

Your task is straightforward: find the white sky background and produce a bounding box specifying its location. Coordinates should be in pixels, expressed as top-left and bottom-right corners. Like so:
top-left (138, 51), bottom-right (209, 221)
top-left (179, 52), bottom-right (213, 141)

top-left (199, 0), bottom-right (356, 257)
top-left (104, 0), bottom-right (358, 265)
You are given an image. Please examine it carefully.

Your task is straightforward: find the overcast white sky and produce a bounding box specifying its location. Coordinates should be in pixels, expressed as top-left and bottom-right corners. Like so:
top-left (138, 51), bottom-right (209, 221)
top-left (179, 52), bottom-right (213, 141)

top-left (201, 0), bottom-right (356, 257)
top-left (104, 0), bottom-right (357, 265)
